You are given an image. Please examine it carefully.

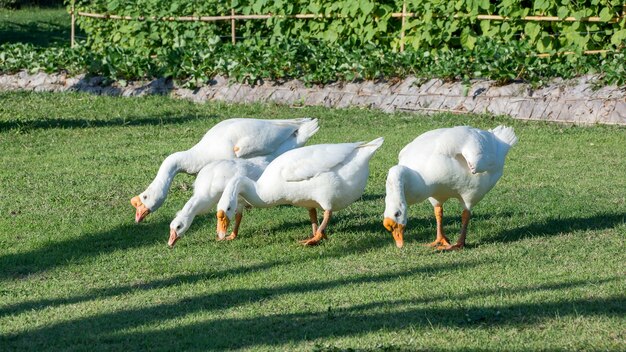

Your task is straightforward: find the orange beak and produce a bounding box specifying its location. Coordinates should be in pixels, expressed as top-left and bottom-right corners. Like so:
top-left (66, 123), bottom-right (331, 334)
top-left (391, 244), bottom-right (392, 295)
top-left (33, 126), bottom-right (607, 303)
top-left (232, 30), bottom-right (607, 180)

top-left (216, 210), bottom-right (229, 239)
top-left (131, 196), bottom-right (150, 223)
top-left (383, 217), bottom-right (405, 248)
top-left (168, 229), bottom-right (179, 248)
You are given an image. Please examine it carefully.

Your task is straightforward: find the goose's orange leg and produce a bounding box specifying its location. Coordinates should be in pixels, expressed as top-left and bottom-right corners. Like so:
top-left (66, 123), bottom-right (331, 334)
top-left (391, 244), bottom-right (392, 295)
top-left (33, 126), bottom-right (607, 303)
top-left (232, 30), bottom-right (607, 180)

top-left (218, 212), bottom-right (242, 241)
top-left (425, 204), bottom-right (451, 247)
top-left (309, 208), bottom-right (319, 237)
top-left (300, 209), bottom-right (330, 246)
top-left (438, 209), bottom-right (470, 251)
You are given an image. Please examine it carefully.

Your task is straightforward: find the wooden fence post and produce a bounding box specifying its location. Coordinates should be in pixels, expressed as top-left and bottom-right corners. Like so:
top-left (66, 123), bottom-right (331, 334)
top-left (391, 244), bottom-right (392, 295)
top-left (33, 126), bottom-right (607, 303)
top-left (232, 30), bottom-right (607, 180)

top-left (231, 8), bottom-right (236, 44)
top-left (71, 0), bottom-right (76, 48)
top-left (400, 0), bottom-right (406, 52)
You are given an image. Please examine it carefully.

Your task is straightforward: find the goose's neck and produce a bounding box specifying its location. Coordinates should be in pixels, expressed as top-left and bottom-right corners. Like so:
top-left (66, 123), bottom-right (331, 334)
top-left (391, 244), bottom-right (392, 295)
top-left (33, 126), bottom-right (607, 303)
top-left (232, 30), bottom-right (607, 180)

top-left (234, 177), bottom-right (270, 208)
top-left (387, 165), bottom-right (428, 206)
top-left (150, 151), bottom-right (188, 191)
top-left (180, 195), bottom-right (205, 219)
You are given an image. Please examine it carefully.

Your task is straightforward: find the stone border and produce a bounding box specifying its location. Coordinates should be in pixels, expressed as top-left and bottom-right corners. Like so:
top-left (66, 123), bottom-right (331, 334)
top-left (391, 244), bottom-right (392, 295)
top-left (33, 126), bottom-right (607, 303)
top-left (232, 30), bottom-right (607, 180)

top-left (1, 71), bottom-right (625, 125)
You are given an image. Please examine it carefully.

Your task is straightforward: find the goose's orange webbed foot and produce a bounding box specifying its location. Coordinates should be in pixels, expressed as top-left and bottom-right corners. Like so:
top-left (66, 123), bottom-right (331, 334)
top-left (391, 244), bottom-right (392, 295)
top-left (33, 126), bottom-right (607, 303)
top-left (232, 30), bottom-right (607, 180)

top-left (217, 232), bottom-right (237, 241)
top-left (424, 237), bottom-right (451, 248)
top-left (299, 232), bottom-right (326, 246)
top-left (436, 242), bottom-right (465, 251)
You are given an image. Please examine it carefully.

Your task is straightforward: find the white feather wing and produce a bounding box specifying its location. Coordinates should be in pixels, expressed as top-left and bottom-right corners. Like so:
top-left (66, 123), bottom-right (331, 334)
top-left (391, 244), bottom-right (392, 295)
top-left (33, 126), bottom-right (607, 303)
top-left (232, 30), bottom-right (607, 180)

top-left (203, 118), bottom-right (310, 158)
top-left (268, 143), bottom-right (360, 182)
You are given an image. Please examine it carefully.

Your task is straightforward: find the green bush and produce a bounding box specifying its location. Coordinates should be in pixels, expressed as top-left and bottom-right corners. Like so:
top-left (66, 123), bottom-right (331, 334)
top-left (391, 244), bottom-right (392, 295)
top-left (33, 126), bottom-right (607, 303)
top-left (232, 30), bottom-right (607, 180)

top-left (0, 0), bottom-right (18, 9)
top-left (401, 0), bottom-right (626, 53)
top-left (1, 0), bottom-right (63, 8)
top-left (2, 1), bottom-right (626, 87)
top-left (73, 0), bottom-right (626, 55)
top-left (3, 37), bottom-right (626, 88)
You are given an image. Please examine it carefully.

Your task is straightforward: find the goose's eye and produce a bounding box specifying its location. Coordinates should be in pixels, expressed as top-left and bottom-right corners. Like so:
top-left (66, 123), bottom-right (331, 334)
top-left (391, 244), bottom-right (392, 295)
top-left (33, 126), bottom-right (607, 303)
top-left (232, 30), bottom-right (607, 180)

top-left (142, 195), bottom-right (147, 200)
top-left (227, 206), bottom-right (231, 211)
top-left (176, 225), bottom-right (182, 230)
top-left (394, 211), bottom-right (402, 218)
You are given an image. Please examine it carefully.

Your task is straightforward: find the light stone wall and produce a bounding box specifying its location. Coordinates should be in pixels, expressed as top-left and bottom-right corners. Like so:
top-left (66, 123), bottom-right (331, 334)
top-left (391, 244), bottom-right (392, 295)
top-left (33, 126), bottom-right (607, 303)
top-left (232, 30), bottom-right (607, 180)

top-left (1, 71), bottom-right (624, 125)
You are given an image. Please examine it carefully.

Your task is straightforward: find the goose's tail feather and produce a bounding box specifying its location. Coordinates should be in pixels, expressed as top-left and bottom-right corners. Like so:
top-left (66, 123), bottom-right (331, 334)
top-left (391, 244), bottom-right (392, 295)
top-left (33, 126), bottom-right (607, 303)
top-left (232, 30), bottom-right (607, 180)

top-left (295, 118), bottom-right (320, 146)
top-left (358, 137), bottom-right (385, 151)
top-left (491, 125), bottom-right (518, 147)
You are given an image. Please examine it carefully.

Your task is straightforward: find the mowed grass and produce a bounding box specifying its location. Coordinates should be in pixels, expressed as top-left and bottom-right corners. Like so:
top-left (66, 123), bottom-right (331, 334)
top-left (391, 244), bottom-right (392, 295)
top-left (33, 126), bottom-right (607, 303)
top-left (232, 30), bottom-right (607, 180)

top-left (0, 91), bottom-right (624, 351)
top-left (0, 6), bottom-right (70, 47)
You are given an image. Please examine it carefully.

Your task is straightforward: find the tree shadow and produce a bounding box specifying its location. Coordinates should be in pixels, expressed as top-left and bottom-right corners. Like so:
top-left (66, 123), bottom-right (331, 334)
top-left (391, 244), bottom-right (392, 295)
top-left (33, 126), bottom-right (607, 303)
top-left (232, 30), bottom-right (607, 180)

top-left (0, 259), bottom-right (483, 347)
top-left (485, 213), bottom-right (625, 244)
top-left (0, 205), bottom-right (437, 317)
top-left (0, 235), bottom-right (479, 318)
top-left (0, 258), bottom-right (285, 319)
top-left (0, 113), bottom-right (217, 132)
top-left (2, 268), bottom-right (621, 350)
top-left (0, 20), bottom-right (70, 47)
top-left (0, 220), bottom-right (167, 281)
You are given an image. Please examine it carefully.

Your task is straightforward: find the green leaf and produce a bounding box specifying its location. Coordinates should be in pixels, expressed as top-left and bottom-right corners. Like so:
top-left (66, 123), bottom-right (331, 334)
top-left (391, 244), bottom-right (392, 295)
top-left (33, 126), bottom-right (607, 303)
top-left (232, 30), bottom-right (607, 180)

top-left (479, 20), bottom-right (490, 35)
top-left (599, 8), bottom-right (613, 22)
top-left (360, 0), bottom-right (374, 16)
top-left (524, 22), bottom-right (541, 41)
top-left (557, 6), bottom-right (569, 20)
top-left (534, 0), bottom-right (549, 11)
top-left (107, 0), bottom-right (119, 12)
top-left (611, 29), bottom-right (626, 46)
top-left (308, 3), bottom-right (320, 13)
top-left (460, 28), bottom-right (477, 50)
top-left (323, 30), bottom-right (338, 42)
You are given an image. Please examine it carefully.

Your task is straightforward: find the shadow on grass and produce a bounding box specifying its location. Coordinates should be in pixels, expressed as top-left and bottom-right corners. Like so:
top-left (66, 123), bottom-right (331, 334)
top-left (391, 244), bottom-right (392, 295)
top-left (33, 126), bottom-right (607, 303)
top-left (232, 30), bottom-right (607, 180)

top-left (0, 20), bottom-right (70, 47)
top-left (228, 206), bottom-right (519, 248)
top-left (486, 212), bottom-right (626, 244)
top-left (0, 114), bottom-right (216, 132)
top-left (0, 220), bottom-right (167, 281)
top-left (0, 231), bottom-right (450, 318)
top-left (0, 210), bottom-right (401, 317)
top-left (1, 271), bottom-right (621, 350)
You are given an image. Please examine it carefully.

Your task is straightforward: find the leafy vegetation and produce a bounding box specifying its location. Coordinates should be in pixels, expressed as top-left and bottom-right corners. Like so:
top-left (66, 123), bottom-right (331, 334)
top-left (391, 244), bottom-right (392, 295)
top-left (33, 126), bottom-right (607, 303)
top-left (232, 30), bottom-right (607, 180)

top-left (403, 0), bottom-right (626, 53)
top-left (74, 0), bottom-right (626, 53)
top-left (1, 3), bottom-right (626, 87)
top-left (0, 91), bottom-right (624, 350)
top-left (3, 37), bottom-right (626, 87)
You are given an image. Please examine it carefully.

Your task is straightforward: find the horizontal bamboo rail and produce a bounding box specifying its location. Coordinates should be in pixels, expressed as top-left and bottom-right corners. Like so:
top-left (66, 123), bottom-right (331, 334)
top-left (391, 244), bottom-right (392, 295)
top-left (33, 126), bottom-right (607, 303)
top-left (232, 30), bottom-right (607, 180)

top-left (76, 11), bottom-right (328, 21)
top-left (75, 11), bottom-right (624, 23)
top-left (535, 49), bottom-right (611, 58)
top-left (390, 12), bottom-right (623, 23)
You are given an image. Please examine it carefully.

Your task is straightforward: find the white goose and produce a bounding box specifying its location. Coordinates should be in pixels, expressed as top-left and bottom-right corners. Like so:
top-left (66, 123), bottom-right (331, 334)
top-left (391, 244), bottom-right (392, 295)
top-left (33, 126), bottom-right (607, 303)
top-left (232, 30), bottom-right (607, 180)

top-left (131, 118), bottom-right (319, 223)
top-left (383, 126), bottom-right (518, 249)
top-left (167, 156), bottom-right (269, 248)
top-left (216, 137), bottom-right (384, 246)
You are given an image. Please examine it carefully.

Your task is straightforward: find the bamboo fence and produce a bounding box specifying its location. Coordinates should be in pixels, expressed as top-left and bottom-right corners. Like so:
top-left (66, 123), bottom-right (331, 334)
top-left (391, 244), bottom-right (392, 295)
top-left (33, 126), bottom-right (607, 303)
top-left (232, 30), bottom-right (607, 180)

top-left (69, 1), bottom-right (626, 56)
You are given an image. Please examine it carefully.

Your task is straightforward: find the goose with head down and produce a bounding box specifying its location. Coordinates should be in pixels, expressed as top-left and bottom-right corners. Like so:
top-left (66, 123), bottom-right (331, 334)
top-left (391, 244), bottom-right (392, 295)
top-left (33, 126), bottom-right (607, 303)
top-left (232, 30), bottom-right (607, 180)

top-left (216, 137), bottom-right (384, 246)
top-left (168, 156), bottom-right (269, 248)
top-left (130, 118), bottom-right (319, 223)
top-left (383, 125), bottom-right (518, 250)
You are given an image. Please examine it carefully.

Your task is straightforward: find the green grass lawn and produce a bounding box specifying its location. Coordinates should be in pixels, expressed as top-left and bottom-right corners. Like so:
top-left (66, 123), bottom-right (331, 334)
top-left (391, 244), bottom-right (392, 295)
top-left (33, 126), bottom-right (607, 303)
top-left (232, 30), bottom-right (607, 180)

top-left (0, 91), bottom-right (624, 351)
top-left (0, 6), bottom-right (70, 47)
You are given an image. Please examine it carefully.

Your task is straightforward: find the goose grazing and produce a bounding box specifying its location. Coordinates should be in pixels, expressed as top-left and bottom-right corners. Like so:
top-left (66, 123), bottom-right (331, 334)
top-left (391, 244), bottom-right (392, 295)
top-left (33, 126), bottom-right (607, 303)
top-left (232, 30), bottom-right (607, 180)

top-left (383, 125), bottom-right (518, 250)
top-left (130, 118), bottom-right (319, 223)
top-left (216, 137), bottom-right (385, 246)
top-left (168, 156), bottom-right (269, 248)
